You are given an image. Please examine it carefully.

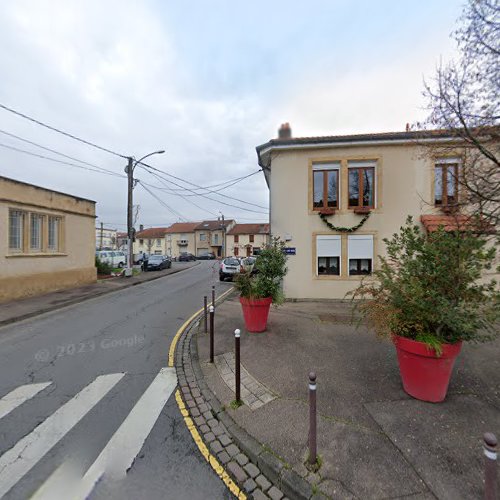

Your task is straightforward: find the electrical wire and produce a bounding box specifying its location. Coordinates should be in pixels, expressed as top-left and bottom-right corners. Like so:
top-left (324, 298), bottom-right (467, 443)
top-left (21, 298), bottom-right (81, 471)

top-left (0, 142), bottom-right (124, 178)
top-left (0, 103), bottom-right (127, 158)
top-left (138, 181), bottom-right (187, 221)
top-left (0, 129), bottom-right (125, 178)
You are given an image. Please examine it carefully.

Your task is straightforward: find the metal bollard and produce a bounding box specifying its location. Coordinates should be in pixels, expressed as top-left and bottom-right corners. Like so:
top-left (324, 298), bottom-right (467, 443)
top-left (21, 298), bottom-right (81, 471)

top-left (212, 285), bottom-right (216, 308)
top-left (203, 296), bottom-right (208, 334)
top-left (235, 329), bottom-right (241, 403)
top-left (209, 305), bottom-right (215, 363)
top-left (484, 432), bottom-right (498, 500)
top-left (308, 372), bottom-right (317, 466)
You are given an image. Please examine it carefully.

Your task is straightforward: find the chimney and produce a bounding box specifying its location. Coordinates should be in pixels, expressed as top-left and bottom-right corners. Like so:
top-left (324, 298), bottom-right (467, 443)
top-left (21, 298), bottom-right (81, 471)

top-left (405, 123), bottom-right (410, 132)
top-left (278, 122), bottom-right (292, 140)
top-left (139, 224), bottom-right (144, 232)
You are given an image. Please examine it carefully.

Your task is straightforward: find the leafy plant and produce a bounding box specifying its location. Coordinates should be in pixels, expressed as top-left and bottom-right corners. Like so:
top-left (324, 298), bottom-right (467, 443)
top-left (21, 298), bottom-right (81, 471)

top-left (234, 237), bottom-right (288, 305)
top-left (350, 216), bottom-right (499, 350)
top-left (95, 256), bottom-right (113, 275)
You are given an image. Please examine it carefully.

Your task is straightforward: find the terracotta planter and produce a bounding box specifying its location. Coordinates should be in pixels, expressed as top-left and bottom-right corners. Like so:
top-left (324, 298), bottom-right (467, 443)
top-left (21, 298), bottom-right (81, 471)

top-left (353, 207), bottom-right (371, 215)
top-left (393, 335), bottom-right (462, 403)
top-left (319, 209), bottom-right (336, 216)
top-left (239, 297), bottom-right (272, 333)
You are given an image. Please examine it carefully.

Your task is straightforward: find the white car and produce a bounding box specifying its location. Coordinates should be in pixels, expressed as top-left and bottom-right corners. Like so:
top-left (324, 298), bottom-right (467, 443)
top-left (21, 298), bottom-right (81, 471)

top-left (96, 250), bottom-right (127, 268)
top-left (219, 257), bottom-right (243, 281)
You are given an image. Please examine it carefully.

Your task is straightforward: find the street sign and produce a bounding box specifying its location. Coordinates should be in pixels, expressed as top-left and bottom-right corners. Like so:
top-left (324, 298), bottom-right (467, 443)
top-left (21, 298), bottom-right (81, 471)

top-left (284, 247), bottom-right (296, 255)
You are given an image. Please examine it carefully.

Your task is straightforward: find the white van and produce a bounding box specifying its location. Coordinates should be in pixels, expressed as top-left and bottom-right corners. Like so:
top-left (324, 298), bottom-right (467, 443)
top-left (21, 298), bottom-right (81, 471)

top-left (96, 251), bottom-right (127, 268)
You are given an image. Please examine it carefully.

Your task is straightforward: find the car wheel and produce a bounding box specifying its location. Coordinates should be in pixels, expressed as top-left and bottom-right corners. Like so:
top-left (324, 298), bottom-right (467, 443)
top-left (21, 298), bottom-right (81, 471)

top-left (118, 262), bottom-right (124, 268)
top-left (219, 274), bottom-right (225, 282)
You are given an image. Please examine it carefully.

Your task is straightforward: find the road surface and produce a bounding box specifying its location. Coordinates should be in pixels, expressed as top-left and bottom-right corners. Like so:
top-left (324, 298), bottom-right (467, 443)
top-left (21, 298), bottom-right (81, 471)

top-left (0, 261), bottom-right (233, 500)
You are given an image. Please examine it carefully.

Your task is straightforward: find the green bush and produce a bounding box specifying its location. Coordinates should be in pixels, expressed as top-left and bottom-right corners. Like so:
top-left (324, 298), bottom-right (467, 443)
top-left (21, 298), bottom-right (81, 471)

top-left (351, 216), bottom-right (499, 349)
top-left (234, 237), bottom-right (288, 305)
top-left (95, 256), bottom-right (113, 275)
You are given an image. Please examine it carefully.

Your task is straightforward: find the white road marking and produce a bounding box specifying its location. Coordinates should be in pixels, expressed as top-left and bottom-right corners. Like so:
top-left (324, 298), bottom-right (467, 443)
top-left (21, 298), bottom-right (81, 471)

top-left (31, 368), bottom-right (177, 500)
top-left (0, 373), bottom-right (125, 499)
top-left (0, 382), bottom-right (52, 421)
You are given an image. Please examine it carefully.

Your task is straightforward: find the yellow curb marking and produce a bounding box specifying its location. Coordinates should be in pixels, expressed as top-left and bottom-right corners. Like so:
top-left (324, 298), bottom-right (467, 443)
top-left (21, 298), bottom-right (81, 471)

top-left (168, 287), bottom-right (234, 367)
top-left (176, 390), bottom-right (246, 499)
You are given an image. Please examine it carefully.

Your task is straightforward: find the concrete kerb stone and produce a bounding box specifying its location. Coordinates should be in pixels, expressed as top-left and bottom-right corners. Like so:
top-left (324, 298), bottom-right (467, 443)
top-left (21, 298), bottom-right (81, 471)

top-left (174, 289), bottom-right (315, 500)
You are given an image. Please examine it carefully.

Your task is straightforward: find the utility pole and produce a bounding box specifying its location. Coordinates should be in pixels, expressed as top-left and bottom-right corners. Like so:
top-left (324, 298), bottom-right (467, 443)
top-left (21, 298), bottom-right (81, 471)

top-left (99, 222), bottom-right (104, 250)
top-left (126, 157), bottom-right (134, 276)
top-left (220, 212), bottom-right (226, 259)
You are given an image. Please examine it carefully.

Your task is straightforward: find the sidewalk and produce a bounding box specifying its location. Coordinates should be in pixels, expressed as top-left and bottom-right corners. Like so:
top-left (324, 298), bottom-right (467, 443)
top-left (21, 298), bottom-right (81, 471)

top-left (0, 261), bottom-right (199, 327)
top-left (196, 296), bottom-right (500, 499)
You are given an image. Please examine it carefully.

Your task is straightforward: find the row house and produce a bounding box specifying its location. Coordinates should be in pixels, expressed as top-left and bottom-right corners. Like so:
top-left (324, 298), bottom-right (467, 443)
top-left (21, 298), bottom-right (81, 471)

top-left (1, 176), bottom-right (96, 302)
top-left (95, 226), bottom-right (117, 250)
top-left (133, 226), bottom-right (169, 256)
top-left (195, 219), bottom-right (235, 257)
top-left (256, 123), bottom-right (491, 299)
top-left (164, 222), bottom-right (199, 259)
top-left (226, 223), bottom-right (270, 257)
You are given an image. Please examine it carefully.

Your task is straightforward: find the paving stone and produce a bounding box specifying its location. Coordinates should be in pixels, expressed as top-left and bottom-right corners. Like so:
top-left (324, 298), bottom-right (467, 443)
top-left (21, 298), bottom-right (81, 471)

top-left (187, 399), bottom-right (197, 408)
top-left (212, 425), bottom-right (224, 437)
top-left (235, 453), bottom-right (249, 466)
top-left (217, 450), bottom-right (231, 465)
top-left (181, 387), bottom-right (191, 395)
top-left (209, 440), bottom-right (223, 455)
top-left (198, 403), bottom-right (209, 413)
top-left (199, 424), bottom-right (210, 434)
top-left (226, 443), bottom-right (240, 457)
top-left (190, 407), bottom-right (201, 417)
top-left (194, 416), bottom-right (205, 426)
top-left (204, 432), bottom-right (216, 443)
top-left (227, 461), bottom-right (248, 484)
top-left (195, 397), bottom-right (204, 405)
top-left (255, 474), bottom-right (272, 492)
top-left (203, 411), bottom-right (213, 420)
top-left (252, 489), bottom-right (269, 500)
top-left (260, 393), bottom-right (275, 404)
top-left (207, 418), bottom-right (218, 429)
top-left (191, 388), bottom-right (201, 398)
top-left (267, 486), bottom-right (284, 500)
top-left (219, 434), bottom-right (232, 447)
top-left (243, 478), bottom-right (257, 494)
top-left (244, 463), bottom-right (260, 479)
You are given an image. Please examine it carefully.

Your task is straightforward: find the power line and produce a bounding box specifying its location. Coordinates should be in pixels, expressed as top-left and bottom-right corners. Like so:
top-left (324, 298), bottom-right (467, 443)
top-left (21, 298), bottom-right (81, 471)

top-left (138, 181), bottom-right (187, 221)
top-left (0, 103), bottom-right (127, 159)
top-left (138, 164), bottom-right (268, 214)
top-left (0, 142), bottom-right (124, 178)
top-left (0, 129), bottom-right (125, 178)
top-left (139, 161), bottom-right (268, 210)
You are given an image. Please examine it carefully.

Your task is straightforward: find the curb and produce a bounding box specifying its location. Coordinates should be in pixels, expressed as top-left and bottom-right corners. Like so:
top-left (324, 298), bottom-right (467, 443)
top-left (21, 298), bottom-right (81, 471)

top-left (174, 292), bottom-right (314, 500)
top-left (0, 262), bottom-right (200, 328)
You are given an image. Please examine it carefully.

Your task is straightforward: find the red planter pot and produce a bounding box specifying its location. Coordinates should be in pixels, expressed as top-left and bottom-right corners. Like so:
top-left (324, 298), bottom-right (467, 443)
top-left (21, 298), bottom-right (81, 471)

top-left (393, 335), bottom-right (462, 403)
top-left (239, 297), bottom-right (272, 333)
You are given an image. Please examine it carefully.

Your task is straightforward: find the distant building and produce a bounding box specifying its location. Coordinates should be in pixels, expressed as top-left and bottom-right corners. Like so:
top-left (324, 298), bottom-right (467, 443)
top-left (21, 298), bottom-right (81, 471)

top-left (194, 219), bottom-right (236, 258)
top-left (164, 222), bottom-right (200, 259)
top-left (0, 176), bottom-right (96, 302)
top-left (226, 223), bottom-right (270, 257)
top-left (133, 227), bottom-right (169, 256)
top-left (116, 232), bottom-right (128, 251)
top-left (95, 226), bottom-right (117, 250)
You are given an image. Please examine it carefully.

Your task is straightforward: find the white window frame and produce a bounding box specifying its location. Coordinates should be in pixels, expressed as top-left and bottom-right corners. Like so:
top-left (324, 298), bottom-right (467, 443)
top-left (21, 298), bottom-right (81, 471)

top-left (347, 235), bottom-right (374, 276)
top-left (30, 213), bottom-right (44, 251)
top-left (48, 216), bottom-right (60, 251)
top-left (316, 235), bottom-right (341, 276)
top-left (9, 209), bottom-right (25, 252)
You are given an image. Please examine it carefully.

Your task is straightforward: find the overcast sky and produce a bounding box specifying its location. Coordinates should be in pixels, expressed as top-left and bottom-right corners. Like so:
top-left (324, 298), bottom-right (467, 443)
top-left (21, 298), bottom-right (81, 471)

top-left (0, 0), bottom-right (463, 229)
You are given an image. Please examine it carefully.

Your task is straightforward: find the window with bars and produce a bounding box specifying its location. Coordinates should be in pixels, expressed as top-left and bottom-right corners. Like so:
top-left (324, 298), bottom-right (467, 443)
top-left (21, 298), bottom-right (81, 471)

top-left (48, 217), bottom-right (60, 251)
top-left (348, 161), bottom-right (375, 208)
top-left (9, 210), bottom-right (24, 250)
top-left (435, 161), bottom-right (459, 206)
top-left (312, 162), bottom-right (340, 210)
top-left (30, 213), bottom-right (43, 251)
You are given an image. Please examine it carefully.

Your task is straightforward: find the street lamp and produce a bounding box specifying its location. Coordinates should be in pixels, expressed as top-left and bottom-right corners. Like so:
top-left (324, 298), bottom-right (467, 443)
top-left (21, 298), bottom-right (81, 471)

top-left (125, 150), bottom-right (165, 276)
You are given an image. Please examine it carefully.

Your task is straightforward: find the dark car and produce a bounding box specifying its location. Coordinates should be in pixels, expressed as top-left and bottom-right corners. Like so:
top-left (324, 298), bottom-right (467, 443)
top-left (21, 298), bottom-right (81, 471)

top-left (197, 252), bottom-right (216, 260)
top-left (178, 252), bottom-right (196, 262)
top-left (145, 255), bottom-right (172, 271)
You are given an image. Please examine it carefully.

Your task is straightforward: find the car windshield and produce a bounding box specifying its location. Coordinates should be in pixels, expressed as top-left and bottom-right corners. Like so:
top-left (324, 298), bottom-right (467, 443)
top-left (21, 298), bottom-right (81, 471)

top-left (149, 256), bottom-right (163, 261)
top-left (225, 258), bottom-right (240, 265)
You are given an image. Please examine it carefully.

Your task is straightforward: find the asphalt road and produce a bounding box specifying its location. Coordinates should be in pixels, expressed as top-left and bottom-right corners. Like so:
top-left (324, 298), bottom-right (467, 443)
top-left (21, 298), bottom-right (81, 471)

top-left (0, 260), bottom-right (233, 500)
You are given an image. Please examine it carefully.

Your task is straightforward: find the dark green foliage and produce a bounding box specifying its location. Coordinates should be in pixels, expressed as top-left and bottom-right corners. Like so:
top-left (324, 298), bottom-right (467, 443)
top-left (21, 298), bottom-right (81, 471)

top-left (234, 237), bottom-right (288, 305)
top-left (351, 216), bottom-right (499, 348)
top-left (95, 256), bottom-right (113, 275)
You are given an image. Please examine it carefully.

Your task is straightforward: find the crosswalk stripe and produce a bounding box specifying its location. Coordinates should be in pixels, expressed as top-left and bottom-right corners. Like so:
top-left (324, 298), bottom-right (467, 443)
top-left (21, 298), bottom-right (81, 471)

top-left (0, 382), bottom-right (52, 421)
top-left (0, 373), bottom-right (125, 499)
top-left (75, 367), bottom-right (177, 498)
top-left (31, 368), bottom-right (178, 500)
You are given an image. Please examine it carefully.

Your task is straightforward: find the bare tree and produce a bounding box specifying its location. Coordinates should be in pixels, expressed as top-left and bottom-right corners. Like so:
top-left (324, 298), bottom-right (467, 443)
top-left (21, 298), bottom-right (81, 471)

top-left (421, 0), bottom-right (499, 228)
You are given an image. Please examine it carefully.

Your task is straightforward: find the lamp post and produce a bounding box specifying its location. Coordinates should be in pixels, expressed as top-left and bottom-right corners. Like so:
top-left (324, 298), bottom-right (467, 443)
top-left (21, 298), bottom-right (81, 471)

top-left (125, 150), bottom-right (165, 276)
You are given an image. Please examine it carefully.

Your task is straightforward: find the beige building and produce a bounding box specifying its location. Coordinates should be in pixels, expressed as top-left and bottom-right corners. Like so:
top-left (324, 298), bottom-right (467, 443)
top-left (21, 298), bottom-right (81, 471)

top-left (195, 219), bottom-right (235, 258)
top-left (226, 223), bottom-right (269, 257)
top-left (133, 227), bottom-right (169, 256)
top-left (0, 176), bottom-right (96, 302)
top-left (95, 226), bottom-right (117, 250)
top-left (164, 222), bottom-right (199, 259)
top-left (257, 124), bottom-right (472, 299)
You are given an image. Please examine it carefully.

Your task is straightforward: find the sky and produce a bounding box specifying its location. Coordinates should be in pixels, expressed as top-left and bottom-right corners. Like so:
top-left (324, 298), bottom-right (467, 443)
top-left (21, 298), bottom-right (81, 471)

top-left (0, 0), bottom-right (464, 230)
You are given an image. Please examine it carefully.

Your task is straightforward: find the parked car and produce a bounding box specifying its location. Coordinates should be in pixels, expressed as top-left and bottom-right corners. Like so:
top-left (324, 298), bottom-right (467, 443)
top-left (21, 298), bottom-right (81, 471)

top-left (219, 257), bottom-right (243, 281)
top-left (240, 256), bottom-right (258, 275)
top-left (96, 250), bottom-right (127, 268)
top-left (178, 252), bottom-right (196, 262)
top-left (145, 255), bottom-right (172, 271)
top-left (198, 252), bottom-right (216, 260)
top-left (134, 252), bottom-right (149, 265)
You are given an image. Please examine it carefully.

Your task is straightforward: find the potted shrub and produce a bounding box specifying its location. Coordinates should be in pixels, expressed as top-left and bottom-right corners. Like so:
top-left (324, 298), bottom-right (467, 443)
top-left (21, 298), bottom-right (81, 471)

top-left (351, 216), bottom-right (499, 402)
top-left (234, 238), bottom-right (288, 332)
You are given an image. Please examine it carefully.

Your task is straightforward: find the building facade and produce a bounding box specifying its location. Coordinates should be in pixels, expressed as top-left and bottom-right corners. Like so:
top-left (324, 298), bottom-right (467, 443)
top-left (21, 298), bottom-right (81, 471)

top-left (133, 227), bottom-right (169, 256)
top-left (0, 176), bottom-right (96, 302)
top-left (257, 124), bottom-right (475, 299)
top-left (226, 223), bottom-right (270, 257)
top-left (164, 222), bottom-right (199, 259)
top-left (95, 226), bottom-right (117, 250)
top-left (195, 220), bottom-right (235, 257)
